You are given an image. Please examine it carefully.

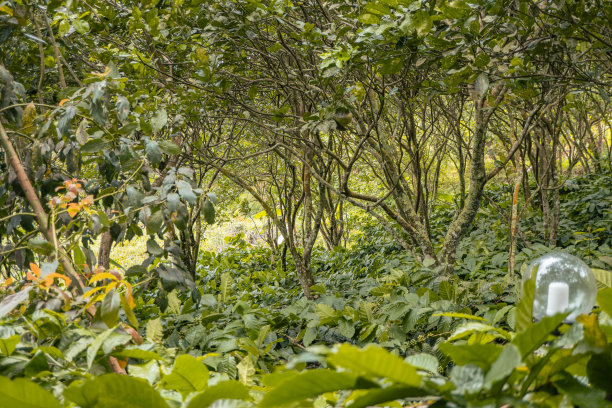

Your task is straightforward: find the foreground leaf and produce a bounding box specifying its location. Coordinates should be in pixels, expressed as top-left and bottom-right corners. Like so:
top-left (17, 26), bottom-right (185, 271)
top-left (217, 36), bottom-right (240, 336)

top-left (259, 369), bottom-right (377, 408)
top-left (64, 374), bottom-right (169, 408)
top-left (0, 376), bottom-right (60, 408)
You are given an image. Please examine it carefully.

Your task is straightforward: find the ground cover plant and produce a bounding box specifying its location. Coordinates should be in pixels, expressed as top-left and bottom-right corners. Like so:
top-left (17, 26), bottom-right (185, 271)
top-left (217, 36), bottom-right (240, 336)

top-left (1, 0), bottom-right (611, 407)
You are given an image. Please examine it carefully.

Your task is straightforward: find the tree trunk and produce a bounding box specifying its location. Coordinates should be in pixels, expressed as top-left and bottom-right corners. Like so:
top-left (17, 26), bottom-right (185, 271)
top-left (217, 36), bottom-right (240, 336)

top-left (97, 230), bottom-right (112, 269)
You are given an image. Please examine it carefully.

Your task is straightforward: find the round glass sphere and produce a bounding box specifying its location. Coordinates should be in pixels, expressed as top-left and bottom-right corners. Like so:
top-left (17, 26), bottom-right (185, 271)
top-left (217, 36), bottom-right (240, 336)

top-left (523, 252), bottom-right (597, 322)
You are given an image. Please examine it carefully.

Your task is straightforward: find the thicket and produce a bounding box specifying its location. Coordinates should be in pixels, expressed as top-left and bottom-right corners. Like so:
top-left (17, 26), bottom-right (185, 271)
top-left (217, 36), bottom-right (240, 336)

top-left (0, 0), bottom-right (611, 407)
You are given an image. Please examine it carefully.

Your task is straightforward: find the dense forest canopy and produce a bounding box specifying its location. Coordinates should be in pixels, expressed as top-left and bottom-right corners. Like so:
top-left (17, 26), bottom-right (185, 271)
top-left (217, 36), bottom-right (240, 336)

top-left (0, 0), bottom-right (611, 407)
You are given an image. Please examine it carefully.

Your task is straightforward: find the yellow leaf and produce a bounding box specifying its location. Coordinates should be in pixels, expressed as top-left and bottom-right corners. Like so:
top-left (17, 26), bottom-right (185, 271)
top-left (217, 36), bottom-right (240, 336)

top-left (0, 5), bottom-right (13, 16)
top-left (576, 314), bottom-right (607, 349)
top-left (67, 203), bottom-right (81, 218)
top-left (89, 272), bottom-right (119, 284)
top-left (21, 102), bottom-right (36, 132)
top-left (1, 277), bottom-right (14, 288)
top-left (83, 286), bottom-right (105, 299)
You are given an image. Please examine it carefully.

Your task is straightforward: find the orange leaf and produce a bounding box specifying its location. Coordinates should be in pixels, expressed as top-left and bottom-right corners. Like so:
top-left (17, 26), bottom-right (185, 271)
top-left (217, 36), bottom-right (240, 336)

top-left (122, 281), bottom-right (135, 309)
top-left (42, 272), bottom-right (72, 288)
top-left (1, 277), bottom-right (14, 288)
top-left (67, 203), bottom-right (81, 218)
top-left (30, 263), bottom-right (41, 277)
top-left (59, 99), bottom-right (69, 106)
top-left (80, 195), bottom-right (94, 207)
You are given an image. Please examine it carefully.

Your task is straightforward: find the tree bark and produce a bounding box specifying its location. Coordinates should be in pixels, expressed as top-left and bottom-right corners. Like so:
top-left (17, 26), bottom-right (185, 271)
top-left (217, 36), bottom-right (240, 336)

top-left (0, 121), bottom-right (84, 291)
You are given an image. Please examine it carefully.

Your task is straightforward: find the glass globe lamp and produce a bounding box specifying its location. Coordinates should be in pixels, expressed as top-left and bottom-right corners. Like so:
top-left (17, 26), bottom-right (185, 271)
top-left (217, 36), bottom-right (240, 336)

top-left (523, 252), bottom-right (597, 322)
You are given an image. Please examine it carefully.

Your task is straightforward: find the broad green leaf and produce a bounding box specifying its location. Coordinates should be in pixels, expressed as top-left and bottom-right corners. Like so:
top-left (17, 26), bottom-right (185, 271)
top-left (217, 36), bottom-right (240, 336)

top-left (151, 108), bottom-right (168, 133)
top-left (358, 13), bottom-right (380, 24)
top-left (0, 376), bottom-right (61, 408)
top-left (146, 239), bottom-right (163, 256)
top-left (432, 312), bottom-right (486, 322)
top-left (0, 334), bottom-right (20, 356)
top-left (316, 303), bottom-right (337, 324)
top-left (63, 374), bottom-right (170, 408)
top-left (146, 317), bottom-right (163, 342)
top-left (438, 343), bottom-right (502, 370)
top-left (159, 140), bottom-right (180, 155)
top-left (237, 356), bottom-right (255, 386)
top-left (484, 344), bottom-right (521, 387)
top-left (404, 353), bottom-right (438, 373)
top-left (328, 344), bottom-right (421, 386)
top-left (597, 287), bottom-right (612, 317)
top-left (512, 313), bottom-right (567, 358)
top-left (145, 140), bottom-right (162, 164)
top-left (112, 347), bottom-right (163, 361)
top-left (220, 272), bottom-right (232, 303)
top-left (201, 199), bottom-right (215, 224)
top-left (592, 268), bottom-right (612, 289)
top-left (516, 266), bottom-right (537, 332)
top-left (161, 354), bottom-right (209, 397)
top-left (349, 386), bottom-right (428, 408)
top-left (81, 138), bottom-right (108, 153)
top-left (259, 370), bottom-right (375, 408)
top-left (100, 289), bottom-right (120, 327)
top-left (87, 326), bottom-right (115, 370)
top-left (177, 180), bottom-right (197, 205)
top-left (447, 322), bottom-right (511, 342)
top-left (146, 210), bottom-right (163, 235)
top-left (187, 381), bottom-right (251, 408)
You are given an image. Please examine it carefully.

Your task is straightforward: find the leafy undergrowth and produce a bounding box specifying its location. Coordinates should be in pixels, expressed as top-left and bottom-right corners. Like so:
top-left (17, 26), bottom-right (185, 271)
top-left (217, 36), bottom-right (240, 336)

top-left (1, 173), bottom-right (612, 407)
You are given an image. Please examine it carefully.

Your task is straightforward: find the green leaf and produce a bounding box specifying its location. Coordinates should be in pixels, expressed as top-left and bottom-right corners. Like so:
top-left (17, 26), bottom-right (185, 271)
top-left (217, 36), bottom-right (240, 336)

top-left (512, 313), bottom-right (566, 358)
top-left (146, 239), bottom-right (163, 256)
top-left (63, 374), bottom-right (170, 408)
top-left (120, 293), bottom-right (139, 328)
top-left (438, 343), bottom-right (502, 370)
top-left (328, 344), bottom-right (421, 386)
top-left (220, 272), bottom-right (232, 303)
top-left (358, 13), bottom-right (380, 24)
top-left (167, 193), bottom-right (180, 212)
top-left (187, 381), bottom-right (251, 408)
top-left (0, 376), bottom-right (61, 408)
top-left (259, 370), bottom-right (376, 408)
top-left (177, 180), bottom-right (197, 205)
top-left (159, 140), bottom-right (180, 155)
top-left (0, 334), bottom-right (20, 356)
top-left (201, 199), bottom-right (215, 224)
top-left (116, 96), bottom-right (130, 122)
top-left (349, 386), bottom-right (428, 408)
top-left (592, 268), bottom-right (612, 289)
top-left (364, 2), bottom-right (391, 16)
top-left (81, 138), bottom-right (109, 153)
top-left (112, 347), bottom-right (163, 361)
top-left (145, 140), bottom-right (162, 164)
top-left (100, 289), bottom-right (120, 327)
top-left (438, 280), bottom-right (453, 300)
top-left (404, 353), bottom-right (438, 373)
top-left (597, 288), bottom-right (612, 317)
top-left (146, 210), bottom-right (163, 235)
top-left (87, 326), bottom-right (115, 369)
top-left (412, 11), bottom-right (433, 37)
top-left (516, 266), bottom-right (537, 332)
top-left (126, 186), bottom-right (144, 207)
top-left (73, 19), bottom-right (90, 34)
top-left (484, 344), bottom-right (521, 387)
top-left (146, 317), bottom-right (163, 342)
top-left (150, 108), bottom-right (168, 133)
top-left (161, 354), bottom-right (209, 397)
